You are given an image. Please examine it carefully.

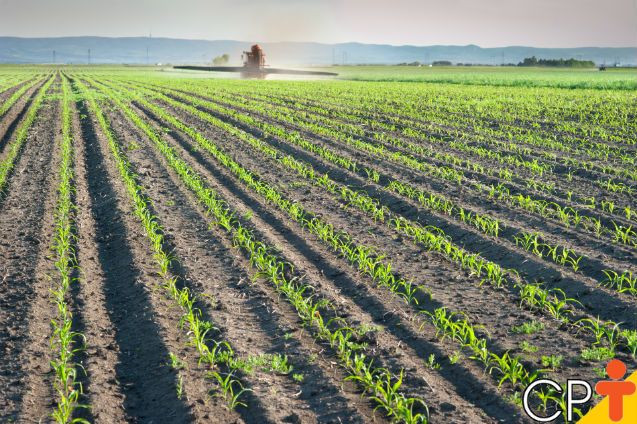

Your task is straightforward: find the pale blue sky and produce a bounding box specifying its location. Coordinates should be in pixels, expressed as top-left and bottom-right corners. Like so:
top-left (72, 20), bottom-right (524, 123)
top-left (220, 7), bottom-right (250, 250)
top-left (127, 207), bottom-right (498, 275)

top-left (0, 0), bottom-right (635, 47)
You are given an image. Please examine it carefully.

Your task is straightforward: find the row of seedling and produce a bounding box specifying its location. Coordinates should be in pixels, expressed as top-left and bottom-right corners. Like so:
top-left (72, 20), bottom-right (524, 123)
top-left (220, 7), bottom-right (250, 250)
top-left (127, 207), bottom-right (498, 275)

top-left (496, 187), bottom-right (637, 248)
top-left (390, 179), bottom-right (504, 237)
top-left (90, 77), bottom-right (431, 423)
top-left (576, 317), bottom-right (637, 357)
top-left (513, 231), bottom-right (583, 272)
top-left (601, 270), bottom-right (637, 296)
top-left (48, 75), bottom-right (89, 423)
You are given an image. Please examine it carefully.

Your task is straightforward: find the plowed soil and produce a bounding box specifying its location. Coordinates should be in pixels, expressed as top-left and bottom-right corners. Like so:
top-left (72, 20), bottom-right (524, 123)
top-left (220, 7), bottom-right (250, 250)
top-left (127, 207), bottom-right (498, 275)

top-left (0, 70), bottom-right (635, 424)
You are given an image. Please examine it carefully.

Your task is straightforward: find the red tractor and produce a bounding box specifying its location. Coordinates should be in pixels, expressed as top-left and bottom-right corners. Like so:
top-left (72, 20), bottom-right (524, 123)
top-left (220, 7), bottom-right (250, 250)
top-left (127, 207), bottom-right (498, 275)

top-left (242, 44), bottom-right (265, 69)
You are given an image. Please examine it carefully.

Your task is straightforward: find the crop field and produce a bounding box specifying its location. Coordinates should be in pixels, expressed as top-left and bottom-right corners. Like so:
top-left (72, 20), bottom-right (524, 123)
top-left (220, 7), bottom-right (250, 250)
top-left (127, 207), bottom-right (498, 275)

top-left (320, 66), bottom-right (637, 90)
top-left (0, 66), bottom-right (635, 423)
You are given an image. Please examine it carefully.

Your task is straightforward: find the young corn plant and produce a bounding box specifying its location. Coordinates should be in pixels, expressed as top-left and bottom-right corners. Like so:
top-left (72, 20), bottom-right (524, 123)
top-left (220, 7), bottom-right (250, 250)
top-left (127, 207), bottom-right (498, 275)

top-left (207, 372), bottom-right (253, 410)
top-left (602, 269), bottom-right (637, 295)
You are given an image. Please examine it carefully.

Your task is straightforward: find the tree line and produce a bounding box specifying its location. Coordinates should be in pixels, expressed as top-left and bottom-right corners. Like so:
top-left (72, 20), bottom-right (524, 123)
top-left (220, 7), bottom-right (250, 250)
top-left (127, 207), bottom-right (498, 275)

top-left (518, 56), bottom-right (595, 68)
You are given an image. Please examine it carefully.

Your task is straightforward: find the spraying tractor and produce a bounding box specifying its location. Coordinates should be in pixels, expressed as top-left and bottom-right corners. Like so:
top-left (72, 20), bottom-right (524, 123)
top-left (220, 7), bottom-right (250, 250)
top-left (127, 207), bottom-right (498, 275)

top-left (174, 44), bottom-right (336, 77)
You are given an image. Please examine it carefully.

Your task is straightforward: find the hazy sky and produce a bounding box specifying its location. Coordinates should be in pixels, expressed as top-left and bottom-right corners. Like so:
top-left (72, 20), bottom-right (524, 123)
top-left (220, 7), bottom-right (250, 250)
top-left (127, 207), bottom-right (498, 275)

top-left (1, 0), bottom-right (635, 47)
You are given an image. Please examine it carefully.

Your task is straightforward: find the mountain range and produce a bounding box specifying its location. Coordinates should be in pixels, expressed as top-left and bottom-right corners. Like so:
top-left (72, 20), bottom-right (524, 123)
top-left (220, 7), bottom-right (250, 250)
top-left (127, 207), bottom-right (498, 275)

top-left (1, 36), bottom-right (635, 66)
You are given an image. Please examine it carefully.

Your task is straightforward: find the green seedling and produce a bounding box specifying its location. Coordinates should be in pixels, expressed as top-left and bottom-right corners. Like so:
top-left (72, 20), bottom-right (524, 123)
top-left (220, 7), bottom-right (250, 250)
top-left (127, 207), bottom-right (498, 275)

top-left (519, 341), bottom-right (538, 353)
top-left (579, 347), bottom-right (615, 362)
top-left (541, 355), bottom-right (563, 370)
top-left (512, 320), bottom-right (545, 335)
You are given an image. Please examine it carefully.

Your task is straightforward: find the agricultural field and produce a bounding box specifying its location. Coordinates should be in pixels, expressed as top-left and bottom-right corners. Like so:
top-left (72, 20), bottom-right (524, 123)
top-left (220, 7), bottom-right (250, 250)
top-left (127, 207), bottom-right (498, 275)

top-left (320, 65), bottom-right (637, 90)
top-left (0, 65), bottom-right (635, 423)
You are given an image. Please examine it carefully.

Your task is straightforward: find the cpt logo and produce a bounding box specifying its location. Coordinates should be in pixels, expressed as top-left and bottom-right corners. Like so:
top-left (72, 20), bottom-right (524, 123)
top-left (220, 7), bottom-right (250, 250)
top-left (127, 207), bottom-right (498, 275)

top-left (522, 359), bottom-right (635, 422)
top-left (595, 360), bottom-right (635, 422)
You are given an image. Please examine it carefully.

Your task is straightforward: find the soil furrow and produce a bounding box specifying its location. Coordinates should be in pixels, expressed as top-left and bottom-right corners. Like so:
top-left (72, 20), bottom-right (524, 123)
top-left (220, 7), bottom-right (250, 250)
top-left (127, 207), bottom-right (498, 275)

top-left (0, 78), bottom-right (45, 161)
top-left (66, 92), bottom-right (129, 423)
top-left (66, 79), bottom-right (194, 423)
top-left (0, 79), bottom-right (60, 421)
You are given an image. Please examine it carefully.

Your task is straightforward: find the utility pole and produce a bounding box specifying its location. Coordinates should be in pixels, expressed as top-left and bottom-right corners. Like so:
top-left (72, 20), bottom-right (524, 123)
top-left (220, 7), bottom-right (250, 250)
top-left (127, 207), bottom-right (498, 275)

top-left (147, 31), bottom-right (151, 65)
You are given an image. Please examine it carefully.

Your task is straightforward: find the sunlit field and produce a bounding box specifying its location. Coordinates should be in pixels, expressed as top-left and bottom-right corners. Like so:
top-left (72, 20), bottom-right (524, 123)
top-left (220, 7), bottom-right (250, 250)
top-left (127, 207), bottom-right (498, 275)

top-left (0, 65), bottom-right (635, 423)
top-left (323, 65), bottom-right (637, 90)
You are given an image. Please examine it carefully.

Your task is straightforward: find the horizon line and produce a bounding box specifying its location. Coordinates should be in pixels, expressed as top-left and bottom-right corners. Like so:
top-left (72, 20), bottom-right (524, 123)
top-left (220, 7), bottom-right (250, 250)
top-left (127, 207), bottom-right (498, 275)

top-left (0, 35), bottom-right (635, 50)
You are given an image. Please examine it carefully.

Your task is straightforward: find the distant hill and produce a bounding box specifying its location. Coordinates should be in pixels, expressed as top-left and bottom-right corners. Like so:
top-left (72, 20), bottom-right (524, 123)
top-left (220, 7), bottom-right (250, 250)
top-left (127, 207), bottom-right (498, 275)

top-left (0, 36), bottom-right (635, 66)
